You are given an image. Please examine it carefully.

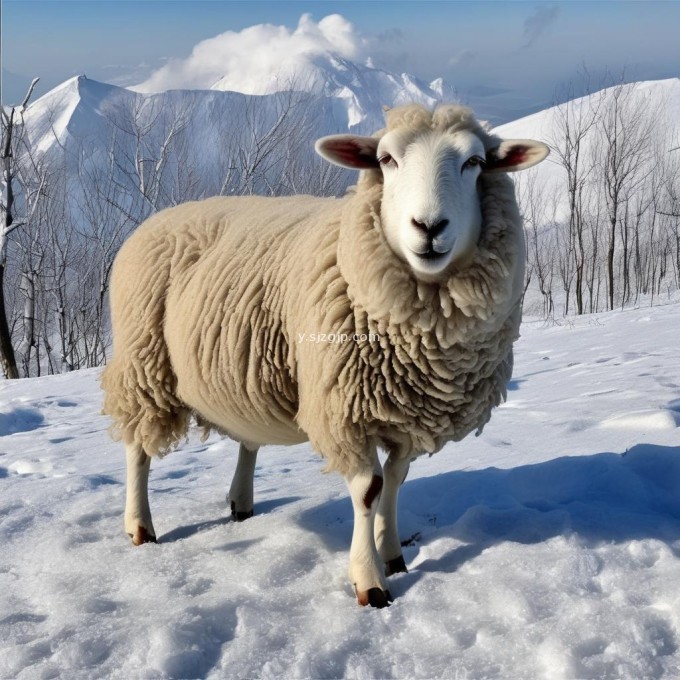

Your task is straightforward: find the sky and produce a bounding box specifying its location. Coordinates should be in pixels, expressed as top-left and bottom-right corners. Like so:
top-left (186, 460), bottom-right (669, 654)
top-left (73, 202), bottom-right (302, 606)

top-left (2, 1), bottom-right (680, 117)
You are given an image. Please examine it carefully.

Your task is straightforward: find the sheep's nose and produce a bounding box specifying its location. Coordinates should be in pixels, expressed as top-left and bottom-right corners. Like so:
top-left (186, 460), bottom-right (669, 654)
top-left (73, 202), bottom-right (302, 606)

top-left (411, 218), bottom-right (450, 239)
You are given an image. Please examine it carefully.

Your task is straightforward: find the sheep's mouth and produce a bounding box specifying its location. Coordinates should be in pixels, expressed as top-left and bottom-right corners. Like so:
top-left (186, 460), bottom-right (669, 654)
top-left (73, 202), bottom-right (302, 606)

top-left (413, 247), bottom-right (451, 261)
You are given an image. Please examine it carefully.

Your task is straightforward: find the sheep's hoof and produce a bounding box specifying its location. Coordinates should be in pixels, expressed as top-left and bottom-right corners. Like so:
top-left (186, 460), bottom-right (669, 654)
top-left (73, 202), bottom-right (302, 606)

top-left (385, 555), bottom-right (408, 576)
top-left (230, 501), bottom-right (253, 522)
top-left (128, 526), bottom-right (157, 546)
top-left (356, 587), bottom-right (393, 608)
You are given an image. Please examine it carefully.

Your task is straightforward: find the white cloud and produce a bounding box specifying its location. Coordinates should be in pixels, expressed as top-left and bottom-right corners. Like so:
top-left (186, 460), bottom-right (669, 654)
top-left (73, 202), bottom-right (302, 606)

top-left (132, 13), bottom-right (366, 94)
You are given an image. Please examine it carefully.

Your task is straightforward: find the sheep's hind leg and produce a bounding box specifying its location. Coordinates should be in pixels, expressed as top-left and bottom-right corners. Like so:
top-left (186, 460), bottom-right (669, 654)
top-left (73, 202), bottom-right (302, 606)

top-left (124, 442), bottom-right (156, 545)
top-left (375, 455), bottom-right (410, 576)
top-left (345, 457), bottom-right (392, 608)
top-left (228, 443), bottom-right (259, 521)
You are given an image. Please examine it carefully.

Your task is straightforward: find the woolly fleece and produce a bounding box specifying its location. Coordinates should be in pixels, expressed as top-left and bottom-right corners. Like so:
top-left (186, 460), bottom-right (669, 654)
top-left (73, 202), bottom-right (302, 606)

top-left (101, 104), bottom-right (525, 476)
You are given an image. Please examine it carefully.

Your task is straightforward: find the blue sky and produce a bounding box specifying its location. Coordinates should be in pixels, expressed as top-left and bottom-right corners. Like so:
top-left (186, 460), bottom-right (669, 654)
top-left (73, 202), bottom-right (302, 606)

top-left (3, 1), bottom-right (679, 116)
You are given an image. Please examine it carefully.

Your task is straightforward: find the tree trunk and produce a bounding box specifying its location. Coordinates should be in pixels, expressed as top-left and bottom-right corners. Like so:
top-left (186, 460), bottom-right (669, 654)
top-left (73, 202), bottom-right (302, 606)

top-left (18, 270), bottom-right (35, 377)
top-left (0, 78), bottom-right (40, 379)
top-left (0, 263), bottom-right (19, 378)
top-left (607, 215), bottom-right (616, 311)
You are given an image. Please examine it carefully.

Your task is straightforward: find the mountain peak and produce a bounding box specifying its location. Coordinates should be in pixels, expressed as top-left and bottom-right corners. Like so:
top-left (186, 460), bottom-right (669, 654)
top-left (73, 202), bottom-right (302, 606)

top-left (207, 50), bottom-right (457, 128)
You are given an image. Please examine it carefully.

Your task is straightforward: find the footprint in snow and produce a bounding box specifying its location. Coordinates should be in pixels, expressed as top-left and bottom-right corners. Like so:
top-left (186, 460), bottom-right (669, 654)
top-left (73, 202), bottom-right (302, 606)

top-left (0, 408), bottom-right (45, 436)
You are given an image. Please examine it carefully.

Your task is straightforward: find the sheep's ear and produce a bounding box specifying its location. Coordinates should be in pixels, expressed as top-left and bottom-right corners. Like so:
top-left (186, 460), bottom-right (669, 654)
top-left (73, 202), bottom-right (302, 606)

top-left (484, 139), bottom-right (550, 173)
top-left (315, 135), bottom-right (380, 169)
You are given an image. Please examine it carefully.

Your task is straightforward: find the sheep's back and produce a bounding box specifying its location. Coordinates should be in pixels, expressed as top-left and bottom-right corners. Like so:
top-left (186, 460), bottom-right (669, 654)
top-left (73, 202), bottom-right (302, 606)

top-left (139, 195), bottom-right (342, 446)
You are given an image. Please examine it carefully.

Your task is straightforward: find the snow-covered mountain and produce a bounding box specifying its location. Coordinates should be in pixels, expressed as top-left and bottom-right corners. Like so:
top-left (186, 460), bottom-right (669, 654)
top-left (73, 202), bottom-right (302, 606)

top-left (15, 58), bottom-right (459, 204)
top-left (495, 78), bottom-right (680, 141)
top-left (210, 51), bottom-right (458, 129)
top-left (18, 76), bottom-right (344, 203)
top-left (25, 68), bottom-right (678, 177)
top-left (24, 53), bottom-right (458, 161)
top-left (493, 78), bottom-right (680, 222)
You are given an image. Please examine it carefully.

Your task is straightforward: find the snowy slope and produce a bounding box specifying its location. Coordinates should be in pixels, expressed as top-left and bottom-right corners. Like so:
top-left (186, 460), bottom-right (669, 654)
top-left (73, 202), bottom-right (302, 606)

top-left (492, 78), bottom-right (680, 222)
top-left (495, 78), bottom-right (680, 141)
top-left (22, 76), bottom-right (316, 165)
top-left (2, 303), bottom-right (679, 679)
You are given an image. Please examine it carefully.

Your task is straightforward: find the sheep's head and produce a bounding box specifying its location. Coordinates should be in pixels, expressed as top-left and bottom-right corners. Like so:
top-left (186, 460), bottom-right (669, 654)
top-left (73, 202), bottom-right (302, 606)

top-left (316, 104), bottom-right (549, 281)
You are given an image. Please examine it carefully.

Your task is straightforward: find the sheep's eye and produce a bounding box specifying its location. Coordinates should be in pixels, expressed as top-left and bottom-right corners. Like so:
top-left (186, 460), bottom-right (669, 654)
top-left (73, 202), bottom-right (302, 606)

top-left (378, 154), bottom-right (397, 168)
top-left (462, 155), bottom-right (485, 173)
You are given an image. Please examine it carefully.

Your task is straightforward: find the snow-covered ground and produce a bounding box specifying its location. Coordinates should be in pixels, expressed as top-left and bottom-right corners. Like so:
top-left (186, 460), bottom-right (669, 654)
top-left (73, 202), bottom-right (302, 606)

top-left (1, 303), bottom-right (679, 679)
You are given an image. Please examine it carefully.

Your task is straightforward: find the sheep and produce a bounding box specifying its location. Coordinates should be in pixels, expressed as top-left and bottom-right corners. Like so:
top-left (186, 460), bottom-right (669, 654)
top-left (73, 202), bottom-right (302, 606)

top-left (101, 103), bottom-right (549, 608)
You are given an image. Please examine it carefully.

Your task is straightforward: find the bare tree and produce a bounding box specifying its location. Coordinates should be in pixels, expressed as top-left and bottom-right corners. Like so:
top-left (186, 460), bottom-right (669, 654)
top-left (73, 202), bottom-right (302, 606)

top-left (548, 72), bottom-right (602, 314)
top-left (217, 84), bottom-right (350, 199)
top-left (516, 170), bottom-right (559, 318)
top-left (0, 78), bottom-right (41, 378)
top-left (526, 74), bottom-right (676, 317)
top-left (583, 180), bottom-right (605, 313)
top-left (598, 80), bottom-right (655, 310)
top-left (99, 93), bottom-right (196, 219)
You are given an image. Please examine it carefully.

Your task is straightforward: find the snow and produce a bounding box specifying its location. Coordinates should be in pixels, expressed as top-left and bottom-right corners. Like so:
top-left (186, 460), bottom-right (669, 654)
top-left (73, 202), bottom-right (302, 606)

top-left (1, 302), bottom-right (680, 678)
top-left (29, 76), bottom-right (83, 155)
top-left (492, 78), bottom-right (680, 223)
top-left (24, 49), bottom-right (457, 167)
top-left (24, 76), bottom-right (133, 158)
top-left (494, 78), bottom-right (680, 141)
top-left (209, 51), bottom-right (450, 130)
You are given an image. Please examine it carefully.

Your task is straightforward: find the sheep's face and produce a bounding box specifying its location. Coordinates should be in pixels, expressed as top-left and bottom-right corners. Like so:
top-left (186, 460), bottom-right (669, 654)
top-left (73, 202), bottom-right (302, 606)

top-left (316, 123), bottom-right (549, 282)
top-left (376, 128), bottom-right (485, 280)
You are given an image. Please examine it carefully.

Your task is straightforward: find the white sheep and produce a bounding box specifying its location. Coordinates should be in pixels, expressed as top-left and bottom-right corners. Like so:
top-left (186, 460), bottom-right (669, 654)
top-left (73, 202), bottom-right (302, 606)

top-left (101, 103), bottom-right (548, 608)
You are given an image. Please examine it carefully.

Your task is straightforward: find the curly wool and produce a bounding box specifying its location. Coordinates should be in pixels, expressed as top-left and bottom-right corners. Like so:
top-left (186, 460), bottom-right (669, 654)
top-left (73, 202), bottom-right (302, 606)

top-left (102, 104), bottom-right (525, 477)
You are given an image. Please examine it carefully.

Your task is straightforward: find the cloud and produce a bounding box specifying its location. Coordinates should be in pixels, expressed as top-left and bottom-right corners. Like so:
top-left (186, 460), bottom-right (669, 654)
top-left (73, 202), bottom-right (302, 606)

top-left (132, 14), bottom-right (367, 94)
top-left (522, 6), bottom-right (560, 48)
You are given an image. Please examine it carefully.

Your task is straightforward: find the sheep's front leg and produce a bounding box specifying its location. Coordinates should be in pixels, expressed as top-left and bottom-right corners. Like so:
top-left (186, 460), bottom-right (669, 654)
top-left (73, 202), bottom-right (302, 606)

top-left (124, 442), bottom-right (156, 545)
top-left (375, 455), bottom-right (410, 576)
top-left (228, 443), bottom-right (258, 521)
top-left (345, 460), bottom-right (392, 608)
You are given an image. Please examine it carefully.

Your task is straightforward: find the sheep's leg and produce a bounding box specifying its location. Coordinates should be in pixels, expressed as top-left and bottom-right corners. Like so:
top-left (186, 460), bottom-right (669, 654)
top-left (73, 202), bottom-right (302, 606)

top-left (124, 442), bottom-right (156, 545)
top-left (228, 443), bottom-right (258, 521)
top-left (375, 455), bottom-right (410, 576)
top-left (345, 459), bottom-right (392, 608)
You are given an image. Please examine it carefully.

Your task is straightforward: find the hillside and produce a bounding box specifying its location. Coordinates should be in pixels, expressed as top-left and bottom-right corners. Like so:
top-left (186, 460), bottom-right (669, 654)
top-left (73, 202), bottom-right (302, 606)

top-left (494, 78), bottom-right (680, 222)
top-left (1, 303), bottom-right (679, 679)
